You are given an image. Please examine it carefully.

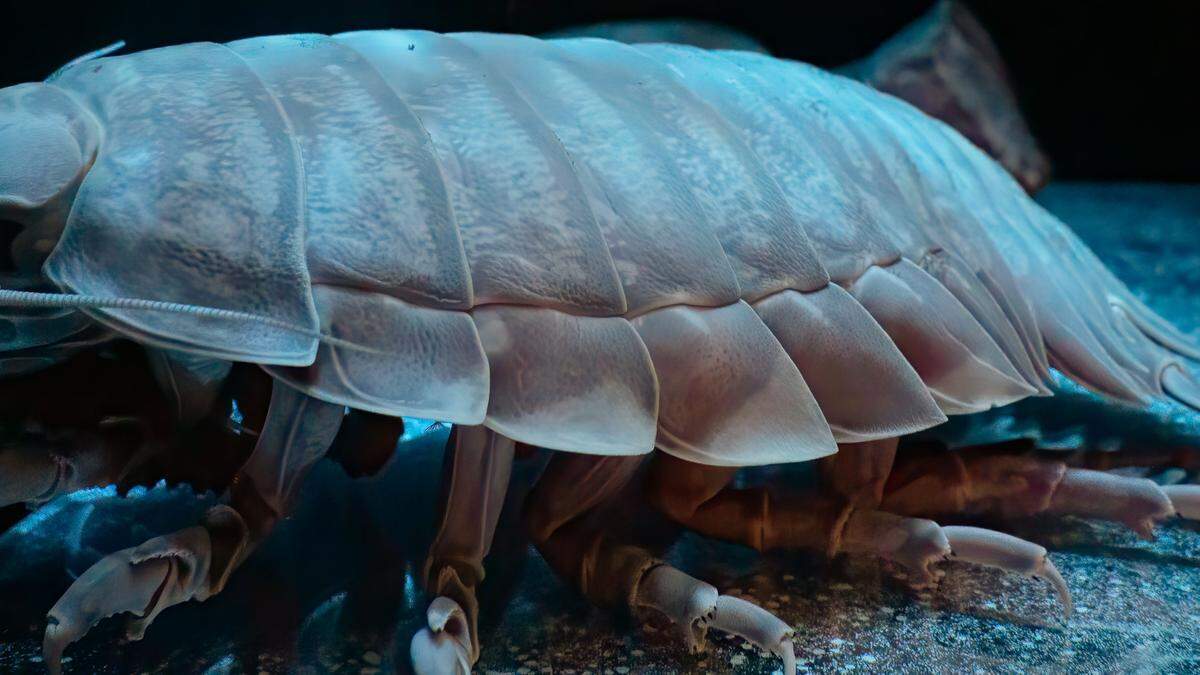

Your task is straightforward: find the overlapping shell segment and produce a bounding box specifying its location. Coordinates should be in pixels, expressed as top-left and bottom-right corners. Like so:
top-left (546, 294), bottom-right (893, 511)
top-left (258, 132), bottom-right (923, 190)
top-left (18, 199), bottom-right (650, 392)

top-left (34, 31), bottom-right (1200, 469)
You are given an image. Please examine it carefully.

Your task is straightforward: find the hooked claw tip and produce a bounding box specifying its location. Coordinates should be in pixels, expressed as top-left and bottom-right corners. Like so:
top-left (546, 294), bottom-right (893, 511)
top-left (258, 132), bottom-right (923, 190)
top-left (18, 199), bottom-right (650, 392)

top-left (42, 618), bottom-right (70, 675)
top-left (1163, 484), bottom-right (1200, 521)
top-left (425, 596), bottom-right (467, 635)
top-left (410, 625), bottom-right (472, 675)
top-left (1036, 559), bottom-right (1073, 620)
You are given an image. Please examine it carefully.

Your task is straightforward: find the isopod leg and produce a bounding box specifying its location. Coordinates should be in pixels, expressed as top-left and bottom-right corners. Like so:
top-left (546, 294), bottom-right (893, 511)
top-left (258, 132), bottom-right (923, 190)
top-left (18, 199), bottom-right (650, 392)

top-left (412, 425), bottom-right (514, 675)
top-left (940, 526), bottom-right (1073, 617)
top-left (646, 453), bottom-right (848, 555)
top-left (883, 444), bottom-right (1177, 539)
top-left (644, 453), bottom-right (952, 588)
top-left (42, 381), bottom-right (343, 673)
top-left (525, 452), bottom-right (797, 674)
top-left (522, 452), bottom-right (653, 614)
top-left (839, 500), bottom-right (1071, 617)
top-left (0, 424), bottom-right (147, 510)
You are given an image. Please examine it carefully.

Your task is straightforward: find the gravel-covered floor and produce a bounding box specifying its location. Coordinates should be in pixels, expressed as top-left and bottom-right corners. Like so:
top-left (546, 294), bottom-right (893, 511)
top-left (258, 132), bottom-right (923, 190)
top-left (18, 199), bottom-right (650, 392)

top-left (1, 182), bottom-right (1199, 673)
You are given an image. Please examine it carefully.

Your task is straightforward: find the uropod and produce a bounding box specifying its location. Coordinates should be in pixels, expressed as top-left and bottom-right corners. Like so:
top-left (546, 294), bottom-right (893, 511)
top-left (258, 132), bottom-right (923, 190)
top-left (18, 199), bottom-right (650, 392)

top-left (1, 30), bottom-right (1199, 674)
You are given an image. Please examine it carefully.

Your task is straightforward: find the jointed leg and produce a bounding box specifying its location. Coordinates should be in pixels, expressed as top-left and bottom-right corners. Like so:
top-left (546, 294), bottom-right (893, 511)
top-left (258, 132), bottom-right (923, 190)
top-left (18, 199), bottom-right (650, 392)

top-left (647, 444), bottom-right (1069, 613)
top-left (524, 452), bottom-right (652, 612)
top-left (646, 445), bottom-right (949, 585)
top-left (530, 452), bottom-right (796, 673)
top-left (883, 443), bottom-right (1180, 538)
top-left (647, 453), bottom-right (851, 556)
top-left (42, 380), bottom-right (344, 673)
top-left (411, 425), bottom-right (514, 675)
top-left (869, 441), bottom-right (1200, 614)
top-left (0, 422), bottom-right (146, 510)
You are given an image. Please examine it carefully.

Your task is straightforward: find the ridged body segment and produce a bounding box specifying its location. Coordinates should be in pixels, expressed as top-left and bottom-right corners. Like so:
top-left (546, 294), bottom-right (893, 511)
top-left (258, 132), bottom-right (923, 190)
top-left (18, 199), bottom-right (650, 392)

top-left (46, 42), bottom-right (319, 364)
top-left (460, 33), bottom-right (743, 315)
top-left (227, 34), bottom-right (474, 310)
top-left (37, 30), bottom-right (1199, 464)
top-left (338, 30), bottom-right (628, 317)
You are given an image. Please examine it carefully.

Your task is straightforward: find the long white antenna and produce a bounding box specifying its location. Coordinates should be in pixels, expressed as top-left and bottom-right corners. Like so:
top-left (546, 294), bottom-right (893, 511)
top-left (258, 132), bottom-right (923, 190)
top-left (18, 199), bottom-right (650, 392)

top-left (48, 40), bottom-right (126, 79)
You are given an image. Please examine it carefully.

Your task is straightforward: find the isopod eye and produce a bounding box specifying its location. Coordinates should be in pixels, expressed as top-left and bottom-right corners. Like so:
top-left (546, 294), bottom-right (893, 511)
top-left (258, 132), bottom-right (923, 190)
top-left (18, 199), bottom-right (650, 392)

top-left (0, 114), bottom-right (83, 211)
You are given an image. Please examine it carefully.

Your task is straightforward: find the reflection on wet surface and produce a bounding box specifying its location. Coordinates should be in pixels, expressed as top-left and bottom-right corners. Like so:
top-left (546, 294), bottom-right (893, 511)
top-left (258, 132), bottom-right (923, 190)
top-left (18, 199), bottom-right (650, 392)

top-left (2, 183), bottom-right (1200, 673)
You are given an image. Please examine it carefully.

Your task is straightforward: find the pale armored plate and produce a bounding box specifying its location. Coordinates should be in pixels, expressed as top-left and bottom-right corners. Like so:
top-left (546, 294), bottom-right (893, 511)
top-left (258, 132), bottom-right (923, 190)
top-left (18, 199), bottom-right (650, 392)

top-left (634, 300), bottom-right (836, 466)
top-left (715, 49), bottom-right (902, 282)
top-left (550, 37), bottom-right (828, 301)
top-left (228, 34), bottom-right (473, 310)
top-left (784, 74), bottom-right (1042, 389)
top-left (857, 90), bottom-right (1049, 372)
top-left (754, 285), bottom-right (945, 442)
top-left (0, 114), bottom-right (81, 211)
top-left (473, 305), bottom-right (658, 456)
top-left (764, 62), bottom-right (1046, 391)
top-left (46, 43), bottom-right (319, 364)
top-left (266, 285), bottom-right (489, 424)
top-left (336, 30), bottom-right (626, 316)
top-left (458, 33), bottom-right (742, 315)
top-left (850, 261), bottom-right (1036, 414)
top-left (906, 112), bottom-right (1155, 402)
top-left (743, 55), bottom-right (935, 258)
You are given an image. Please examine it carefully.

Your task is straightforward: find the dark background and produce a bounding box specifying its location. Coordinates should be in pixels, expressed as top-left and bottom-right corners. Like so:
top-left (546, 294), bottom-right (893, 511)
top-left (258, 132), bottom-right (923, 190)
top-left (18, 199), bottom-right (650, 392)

top-left (2, 0), bottom-right (1197, 182)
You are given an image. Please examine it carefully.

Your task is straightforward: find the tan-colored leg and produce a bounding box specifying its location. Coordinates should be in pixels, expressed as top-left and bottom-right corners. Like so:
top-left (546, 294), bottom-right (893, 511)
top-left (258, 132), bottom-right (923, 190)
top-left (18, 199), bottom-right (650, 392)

top-left (524, 452), bottom-right (651, 610)
top-left (883, 443), bottom-right (1178, 538)
top-left (647, 452), bottom-right (851, 555)
top-left (646, 449), bottom-right (949, 586)
top-left (42, 381), bottom-right (344, 674)
top-left (874, 442), bottom-right (1194, 617)
top-left (648, 443), bottom-right (1065, 611)
top-left (411, 425), bottom-right (514, 675)
top-left (528, 452), bottom-right (797, 674)
top-left (819, 438), bottom-right (899, 507)
top-left (0, 423), bottom-right (144, 509)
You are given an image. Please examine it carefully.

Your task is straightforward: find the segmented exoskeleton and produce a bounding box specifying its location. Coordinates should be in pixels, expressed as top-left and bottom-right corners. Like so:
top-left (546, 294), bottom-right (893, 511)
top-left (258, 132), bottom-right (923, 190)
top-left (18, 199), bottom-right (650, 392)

top-left (551, 1), bottom-right (1053, 192)
top-left (2, 30), bottom-right (1199, 674)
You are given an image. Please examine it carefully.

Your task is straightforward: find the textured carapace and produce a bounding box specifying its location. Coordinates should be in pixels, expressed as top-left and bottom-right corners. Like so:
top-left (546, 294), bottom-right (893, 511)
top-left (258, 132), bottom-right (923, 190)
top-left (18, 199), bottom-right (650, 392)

top-left (548, 2), bottom-right (1052, 193)
top-left (3, 29), bottom-right (1200, 675)
top-left (1, 30), bottom-right (1197, 473)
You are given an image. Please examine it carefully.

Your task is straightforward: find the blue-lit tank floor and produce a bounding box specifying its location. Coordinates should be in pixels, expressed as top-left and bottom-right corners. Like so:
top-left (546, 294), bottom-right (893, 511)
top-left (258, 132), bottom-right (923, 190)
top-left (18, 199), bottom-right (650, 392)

top-left (1, 182), bottom-right (1199, 673)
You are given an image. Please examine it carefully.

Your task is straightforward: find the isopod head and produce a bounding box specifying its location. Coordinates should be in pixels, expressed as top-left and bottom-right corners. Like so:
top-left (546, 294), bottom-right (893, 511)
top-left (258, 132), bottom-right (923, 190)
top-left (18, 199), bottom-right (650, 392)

top-left (0, 82), bottom-right (102, 372)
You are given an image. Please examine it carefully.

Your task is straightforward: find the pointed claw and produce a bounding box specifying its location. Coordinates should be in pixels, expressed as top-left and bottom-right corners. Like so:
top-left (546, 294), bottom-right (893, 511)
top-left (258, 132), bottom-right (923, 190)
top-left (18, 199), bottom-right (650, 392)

top-left (426, 595), bottom-right (467, 634)
top-left (1162, 365), bottom-right (1200, 412)
top-left (411, 597), bottom-right (472, 675)
top-left (1048, 469), bottom-right (1175, 541)
top-left (42, 525), bottom-right (213, 672)
top-left (635, 564), bottom-right (719, 652)
top-left (942, 525), bottom-right (1072, 618)
top-left (1034, 556), bottom-right (1073, 619)
top-left (710, 595), bottom-right (796, 675)
top-left (842, 511), bottom-right (951, 588)
top-left (633, 565), bottom-right (795, 671)
top-left (1163, 484), bottom-right (1200, 521)
top-left (43, 555), bottom-right (171, 675)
